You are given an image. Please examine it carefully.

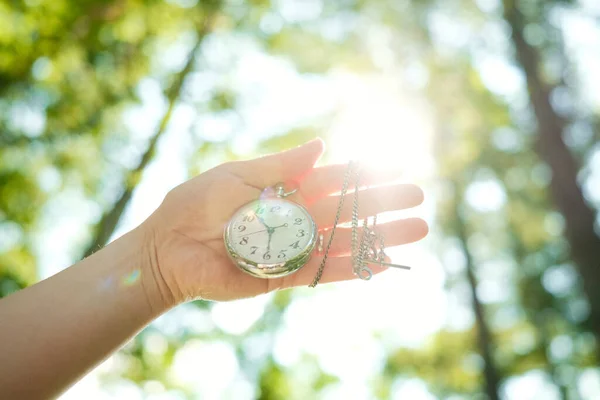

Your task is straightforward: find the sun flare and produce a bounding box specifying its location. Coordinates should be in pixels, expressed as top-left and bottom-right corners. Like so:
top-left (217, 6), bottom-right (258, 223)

top-left (328, 73), bottom-right (434, 182)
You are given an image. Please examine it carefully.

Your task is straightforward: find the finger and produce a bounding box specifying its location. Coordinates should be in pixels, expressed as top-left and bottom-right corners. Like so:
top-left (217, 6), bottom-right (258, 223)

top-left (282, 255), bottom-right (390, 289)
top-left (299, 163), bottom-right (405, 202)
top-left (228, 138), bottom-right (325, 188)
top-left (309, 184), bottom-right (425, 228)
top-left (317, 218), bottom-right (428, 257)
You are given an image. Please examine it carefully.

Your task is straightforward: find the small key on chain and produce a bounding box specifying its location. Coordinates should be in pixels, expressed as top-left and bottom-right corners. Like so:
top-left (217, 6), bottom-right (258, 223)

top-left (353, 216), bottom-right (412, 280)
top-left (353, 258), bottom-right (411, 281)
top-left (357, 254), bottom-right (412, 280)
top-left (353, 260), bottom-right (412, 281)
top-left (364, 259), bottom-right (412, 270)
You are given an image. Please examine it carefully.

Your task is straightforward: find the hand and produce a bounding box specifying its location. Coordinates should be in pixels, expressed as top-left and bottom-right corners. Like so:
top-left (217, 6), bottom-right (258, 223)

top-left (142, 138), bottom-right (428, 305)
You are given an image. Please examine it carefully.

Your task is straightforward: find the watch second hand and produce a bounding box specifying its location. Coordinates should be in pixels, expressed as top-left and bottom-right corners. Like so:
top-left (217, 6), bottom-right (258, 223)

top-left (244, 229), bottom-right (268, 236)
top-left (244, 222), bottom-right (287, 237)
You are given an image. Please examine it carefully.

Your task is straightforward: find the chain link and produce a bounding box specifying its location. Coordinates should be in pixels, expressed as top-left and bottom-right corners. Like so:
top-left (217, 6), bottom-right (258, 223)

top-left (309, 161), bottom-right (358, 287)
top-left (351, 164), bottom-right (362, 276)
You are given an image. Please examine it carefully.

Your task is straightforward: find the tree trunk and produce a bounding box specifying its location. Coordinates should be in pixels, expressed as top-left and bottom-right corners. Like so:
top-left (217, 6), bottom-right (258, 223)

top-left (509, 226), bottom-right (570, 399)
top-left (503, 0), bottom-right (600, 336)
top-left (454, 198), bottom-right (501, 400)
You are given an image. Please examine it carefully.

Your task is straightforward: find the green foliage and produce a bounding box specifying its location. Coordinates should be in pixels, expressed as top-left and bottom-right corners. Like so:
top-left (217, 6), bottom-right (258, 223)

top-left (386, 329), bottom-right (482, 396)
top-left (258, 360), bottom-right (293, 400)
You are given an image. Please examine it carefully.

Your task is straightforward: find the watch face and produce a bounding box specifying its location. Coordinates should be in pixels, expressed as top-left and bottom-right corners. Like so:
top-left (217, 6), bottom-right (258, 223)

top-left (226, 198), bottom-right (316, 266)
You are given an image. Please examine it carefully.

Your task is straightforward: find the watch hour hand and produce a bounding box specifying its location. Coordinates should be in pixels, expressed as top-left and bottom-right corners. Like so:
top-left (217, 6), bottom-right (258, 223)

top-left (256, 213), bottom-right (271, 229)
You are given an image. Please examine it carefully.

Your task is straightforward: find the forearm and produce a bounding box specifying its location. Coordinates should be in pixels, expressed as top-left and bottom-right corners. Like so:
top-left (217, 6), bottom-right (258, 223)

top-left (0, 226), bottom-right (172, 399)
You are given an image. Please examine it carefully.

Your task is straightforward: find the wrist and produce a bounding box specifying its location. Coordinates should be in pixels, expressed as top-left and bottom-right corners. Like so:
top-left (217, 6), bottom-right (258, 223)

top-left (134, 222), bottom-right (179, 313)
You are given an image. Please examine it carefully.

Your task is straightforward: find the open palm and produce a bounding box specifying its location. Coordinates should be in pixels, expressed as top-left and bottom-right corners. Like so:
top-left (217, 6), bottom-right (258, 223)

top-left (145, 139), bottom-right (428, 304)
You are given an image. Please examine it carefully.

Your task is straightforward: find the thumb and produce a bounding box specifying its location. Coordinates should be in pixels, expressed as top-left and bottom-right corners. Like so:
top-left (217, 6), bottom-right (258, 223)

top-left (230, 138), bottom-right (325, 188)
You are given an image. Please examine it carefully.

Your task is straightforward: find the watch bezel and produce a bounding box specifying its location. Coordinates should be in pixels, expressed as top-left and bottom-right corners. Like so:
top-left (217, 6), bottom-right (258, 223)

top-left (224, 199), bottom-right (318, 279)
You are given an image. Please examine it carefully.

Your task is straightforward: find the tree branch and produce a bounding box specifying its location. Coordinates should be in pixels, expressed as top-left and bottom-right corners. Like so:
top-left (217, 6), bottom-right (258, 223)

top-left (83, 15), bottom-right (216, 257)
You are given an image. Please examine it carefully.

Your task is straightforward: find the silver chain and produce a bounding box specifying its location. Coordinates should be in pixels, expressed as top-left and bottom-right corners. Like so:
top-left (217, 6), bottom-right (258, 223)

top-left (309, 161), bottom-right (357, 287)
top-left (309, 160), bottom-right (411, 287)
top-left (351, 164), bottom-right (362, 276)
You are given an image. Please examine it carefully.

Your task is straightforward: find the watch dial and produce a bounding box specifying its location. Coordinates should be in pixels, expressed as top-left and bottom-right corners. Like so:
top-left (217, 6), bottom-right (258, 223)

top-left (228, 199), bottom-right (315, 265)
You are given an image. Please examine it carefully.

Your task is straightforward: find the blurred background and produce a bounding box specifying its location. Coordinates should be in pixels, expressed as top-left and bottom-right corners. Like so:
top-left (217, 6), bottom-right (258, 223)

top-left (1, 0), bottom-right (600, 398)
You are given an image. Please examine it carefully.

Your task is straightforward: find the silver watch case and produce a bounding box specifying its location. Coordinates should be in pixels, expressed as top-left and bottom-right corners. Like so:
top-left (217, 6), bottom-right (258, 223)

top-left (223, 199), bottom-right (318, 279)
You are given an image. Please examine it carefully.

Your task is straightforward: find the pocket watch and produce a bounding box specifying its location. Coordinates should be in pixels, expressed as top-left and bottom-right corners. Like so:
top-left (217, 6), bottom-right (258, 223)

top-left (224, 183), bottom-right (317, 278)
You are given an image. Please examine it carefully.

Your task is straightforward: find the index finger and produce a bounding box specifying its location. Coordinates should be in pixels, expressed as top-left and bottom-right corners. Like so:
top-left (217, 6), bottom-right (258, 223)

top-left (229, 138), bottom-right (324, 189)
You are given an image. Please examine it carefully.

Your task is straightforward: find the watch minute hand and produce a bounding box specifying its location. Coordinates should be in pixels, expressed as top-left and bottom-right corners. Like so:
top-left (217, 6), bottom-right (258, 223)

top-left (267, 229), bottom-right (273, 252)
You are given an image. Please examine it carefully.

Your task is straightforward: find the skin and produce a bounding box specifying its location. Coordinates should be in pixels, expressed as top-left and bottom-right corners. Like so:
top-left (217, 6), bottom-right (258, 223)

top-left (0, 138), bottom-right (428, 399)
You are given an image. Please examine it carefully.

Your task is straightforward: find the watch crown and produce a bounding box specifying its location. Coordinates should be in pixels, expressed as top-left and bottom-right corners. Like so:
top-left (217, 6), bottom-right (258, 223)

top-left (273, 183), bottom-right (297, 198)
